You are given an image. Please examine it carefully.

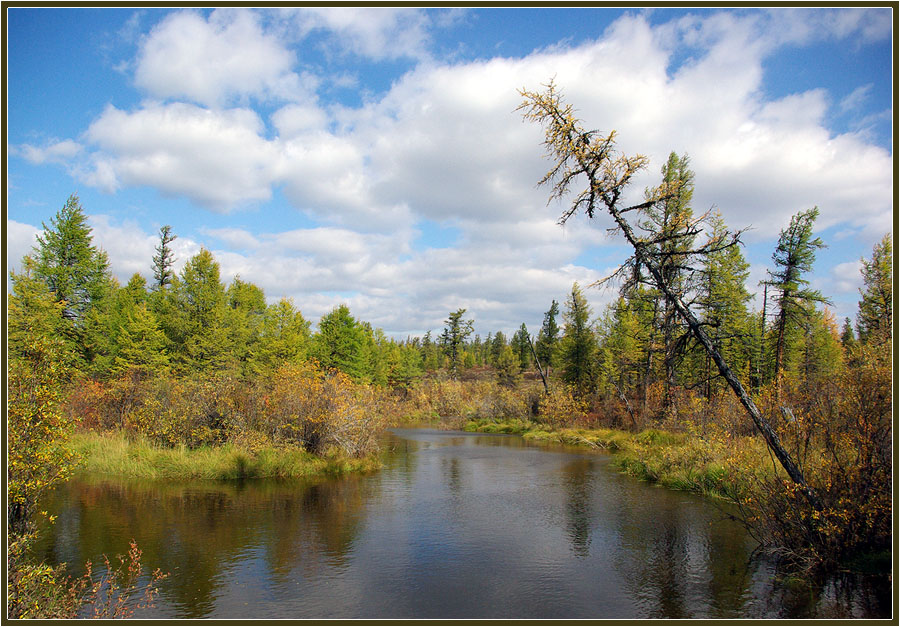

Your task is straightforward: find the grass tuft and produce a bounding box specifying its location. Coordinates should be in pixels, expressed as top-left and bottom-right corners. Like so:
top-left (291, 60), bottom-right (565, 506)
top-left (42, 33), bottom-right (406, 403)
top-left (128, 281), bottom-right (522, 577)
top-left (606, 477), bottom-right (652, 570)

top-left (68, 431), bottom-right (381, 482)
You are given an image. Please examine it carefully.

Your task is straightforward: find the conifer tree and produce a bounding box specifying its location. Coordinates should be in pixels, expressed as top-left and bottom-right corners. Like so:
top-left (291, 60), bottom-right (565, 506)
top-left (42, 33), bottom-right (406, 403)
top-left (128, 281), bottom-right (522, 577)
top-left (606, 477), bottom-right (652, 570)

top-left (225, 277), bottom-right (266, 377)
top-left (644, 152), bottom-right (696, 407)
top-left (800, 308), bottom-right (843, 381)
top-left (152, 225), bottom-right (177, 290)
top-left (8, 257), bottom-right (72, 371)
top-left (840, 317), bottom-right (857, 352)
top-left (856, 233), bottom-right (892, 345)
top-left (511, 323), bottom-right (532, 371)
top-left (598, 297), bottom-right (644, 399)
top-left (440, 309), bottom-right (474, 376)
top-left (697, 214), bottom-right (753, 394)
top-left (495, 344), bottom-right (521, 387)
top-left (489, 331), bottom-right (507, 366)
top-left (177, 249), bottom-right (232, 373)
top-left (314, 304), bottom-right (368, 380)
top-left (558, 283), bottom-right (597, 395)
top-left (535, 300), bottom-right (560, 370)
top-left (257, 298), bottom-right (310, 371)
top-left (113, 304), bottom-right (170, 375)
top-left (766, 208), bottom-right (829, 391)
top-left (32, 194), bottom-right (112, 325)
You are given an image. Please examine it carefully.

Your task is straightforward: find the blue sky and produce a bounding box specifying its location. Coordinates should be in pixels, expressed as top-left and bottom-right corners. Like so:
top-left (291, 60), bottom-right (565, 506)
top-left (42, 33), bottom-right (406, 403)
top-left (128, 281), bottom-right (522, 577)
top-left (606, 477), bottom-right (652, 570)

top-left (6, 7), bottom-right (894, 338)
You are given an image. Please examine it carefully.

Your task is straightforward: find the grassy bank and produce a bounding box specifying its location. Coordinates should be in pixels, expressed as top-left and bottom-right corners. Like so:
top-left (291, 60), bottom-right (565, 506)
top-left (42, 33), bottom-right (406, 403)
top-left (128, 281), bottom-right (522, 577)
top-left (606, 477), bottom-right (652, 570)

top-left (462, 418), bottom-right (767, 501)
top-left (68, 431), bottom-right (382, 482)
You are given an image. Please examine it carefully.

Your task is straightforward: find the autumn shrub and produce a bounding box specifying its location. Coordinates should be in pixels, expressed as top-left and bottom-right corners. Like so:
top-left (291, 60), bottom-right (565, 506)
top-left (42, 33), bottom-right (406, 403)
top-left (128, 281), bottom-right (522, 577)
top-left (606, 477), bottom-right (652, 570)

top-left (8, 534), bottom-right (167, 619)
top-left (64, 378), bottom-right (111, 431)
top-left (415, 378), bottom-right (479, 419)
top-left (263, 362), bottom-right (386, 457)
top-left (734, 341), bottom-right (892, 571)
top-left (8, 336), bottom-right (79, 535)
top-left (536, 385), bottom-right (589, 428)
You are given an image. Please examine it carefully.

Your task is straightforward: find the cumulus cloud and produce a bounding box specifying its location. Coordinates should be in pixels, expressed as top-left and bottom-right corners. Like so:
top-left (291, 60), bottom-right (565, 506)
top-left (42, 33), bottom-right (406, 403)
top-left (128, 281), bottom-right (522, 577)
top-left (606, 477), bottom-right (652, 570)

top-left (11, 8), bottom-right (891, 335)
top-left (285, 7), bottom-right (435, 60)
top-left (6, 220), bottom-right (41, 274)
top-left (134, 8), bottom-right (310, 106)
top-left (17, 139), bottom-right (83, 165)
top-left (63, 9), bottom-right (892, 242)
top-left (829, 259), bottom-right (864, 295)
top-left (84, 103), bottom-right (279, 210)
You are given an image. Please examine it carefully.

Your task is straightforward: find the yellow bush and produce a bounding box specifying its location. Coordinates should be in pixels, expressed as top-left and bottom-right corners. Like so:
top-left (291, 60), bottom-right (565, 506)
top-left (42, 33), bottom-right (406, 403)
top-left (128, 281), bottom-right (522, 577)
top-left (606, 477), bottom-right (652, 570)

top-left (537, 385), bottom-right (588, 428)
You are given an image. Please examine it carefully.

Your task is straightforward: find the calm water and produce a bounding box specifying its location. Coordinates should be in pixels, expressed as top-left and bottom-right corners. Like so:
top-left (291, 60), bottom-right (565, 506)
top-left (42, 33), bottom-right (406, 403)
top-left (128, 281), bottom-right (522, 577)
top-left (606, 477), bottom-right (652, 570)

top-left (38, 429), bottom-right (889, 619)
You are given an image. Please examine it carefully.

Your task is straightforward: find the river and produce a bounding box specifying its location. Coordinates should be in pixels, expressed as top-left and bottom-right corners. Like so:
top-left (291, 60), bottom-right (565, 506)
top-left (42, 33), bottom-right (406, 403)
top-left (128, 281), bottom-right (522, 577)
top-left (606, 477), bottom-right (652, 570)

top-left (37, 428), bottom-right (889, 619)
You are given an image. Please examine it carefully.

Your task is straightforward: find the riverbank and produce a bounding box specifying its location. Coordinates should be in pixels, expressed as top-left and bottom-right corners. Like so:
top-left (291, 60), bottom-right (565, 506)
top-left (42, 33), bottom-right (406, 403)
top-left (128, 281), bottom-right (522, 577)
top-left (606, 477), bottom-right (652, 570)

top-left (460, 418), bottom-right (768, 501)
top-left (68, 431), bottom-right (382, 482)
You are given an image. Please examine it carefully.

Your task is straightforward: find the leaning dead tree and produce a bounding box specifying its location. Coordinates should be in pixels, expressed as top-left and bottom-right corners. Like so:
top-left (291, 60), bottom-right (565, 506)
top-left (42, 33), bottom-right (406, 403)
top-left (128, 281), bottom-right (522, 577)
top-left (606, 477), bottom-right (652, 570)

top-left (518, 81), bottom-right (822, 511)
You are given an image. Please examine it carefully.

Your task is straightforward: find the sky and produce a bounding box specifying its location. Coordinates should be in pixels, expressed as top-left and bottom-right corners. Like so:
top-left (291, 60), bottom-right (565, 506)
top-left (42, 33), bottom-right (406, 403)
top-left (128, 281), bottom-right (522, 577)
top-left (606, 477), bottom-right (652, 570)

top-left (5, 6), bottom-right (895, 339)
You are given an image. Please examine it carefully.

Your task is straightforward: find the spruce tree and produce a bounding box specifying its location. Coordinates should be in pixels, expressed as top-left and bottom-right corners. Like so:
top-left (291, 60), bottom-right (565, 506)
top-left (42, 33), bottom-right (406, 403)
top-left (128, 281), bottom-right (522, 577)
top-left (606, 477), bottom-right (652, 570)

top-left (152, 225), bottom-right (177, 290)
top-left (32, 194), bottom-right (112, 325)
top-left (856, 233), bottom-right (892, 345)
top-left (840, 317), bottom-right (857, 352)
top-left (535, 300), bottom-right (560, 369)
top-left (511, 323), bottom-right (532, 371)
top-left (440, 308), bottom-right (474, 376)
top-left (766, 208), bottom-right (829, 391)
top-left (559, 283), bottom-right (597, 395)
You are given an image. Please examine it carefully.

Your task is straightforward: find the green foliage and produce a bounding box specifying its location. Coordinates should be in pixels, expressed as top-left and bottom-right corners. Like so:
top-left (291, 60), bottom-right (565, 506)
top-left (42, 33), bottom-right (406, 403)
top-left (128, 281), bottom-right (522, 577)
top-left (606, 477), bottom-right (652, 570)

top-left (256, 298), bottom-right (311, 372)
top-left (696, 214), bottom-right (753, 392)
top-left (510, 323), bottom-right (532, 371)
top-left (766, 208), bottom-right (829, 386)
top-left (151, 225), bottom-right (177, 290)
top-left (112, 304), bottom-right (170, 376)
top-left (535, 300), bottom-right (560, 369)
top-left (7, 266), bottom-right (78, 535)
top-left (313, 304), bottom-right (369, 381)
top-left (175, 249), bottom-right (232, 374)
top-left (558, 283), bottom-right (597, 395)
top-left (386, 340), bottom-right (424, 387)
top-left (32, 194), bottom-right (112, 326)
top-left (225, 276), bottom-right (267, 377)
top-left (440, 308), bottom-right (474, 376)
top-left (856, 233), bottom-right (892, 344)
top-left (494, 344), bottom-right (522, 387)
top-left (597, 297), bottom-right (645, 394)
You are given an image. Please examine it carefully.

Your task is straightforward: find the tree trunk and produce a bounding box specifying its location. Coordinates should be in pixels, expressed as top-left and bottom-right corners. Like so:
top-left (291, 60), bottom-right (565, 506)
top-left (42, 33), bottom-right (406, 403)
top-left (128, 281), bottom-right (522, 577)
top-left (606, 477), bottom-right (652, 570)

top-left (609, 204), bottom-right (823, 511)
top-left (528, 335), bottom-right (550, 394)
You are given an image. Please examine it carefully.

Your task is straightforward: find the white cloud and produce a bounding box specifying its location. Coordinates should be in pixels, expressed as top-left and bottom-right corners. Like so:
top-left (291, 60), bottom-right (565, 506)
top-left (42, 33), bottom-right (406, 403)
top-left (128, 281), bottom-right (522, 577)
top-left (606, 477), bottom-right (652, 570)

top-left (840, 84), bottom-right (873, 113)
top-left (84, 103), bottom-right (280, 210)
top-left (6, 220), bottom-right (41, 274)
top-left (17, 139), bottom-right (83, 165)
top-left (13, 9), bottom-right (891, 337)
top-left (830, 259), bottom-right (864, 295)
top-left (134, 8), bottom-right (309, 106)
top-left (285, 7), bottom-right (434, 60)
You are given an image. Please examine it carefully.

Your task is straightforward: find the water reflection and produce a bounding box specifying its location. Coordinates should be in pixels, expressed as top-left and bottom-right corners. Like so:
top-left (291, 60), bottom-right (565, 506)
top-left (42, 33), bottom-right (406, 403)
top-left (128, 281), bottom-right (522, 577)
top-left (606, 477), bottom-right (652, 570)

top-left (37, 429), bottom-right (888, 619)
top-left (560, 458), bottom-right (594, 557)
